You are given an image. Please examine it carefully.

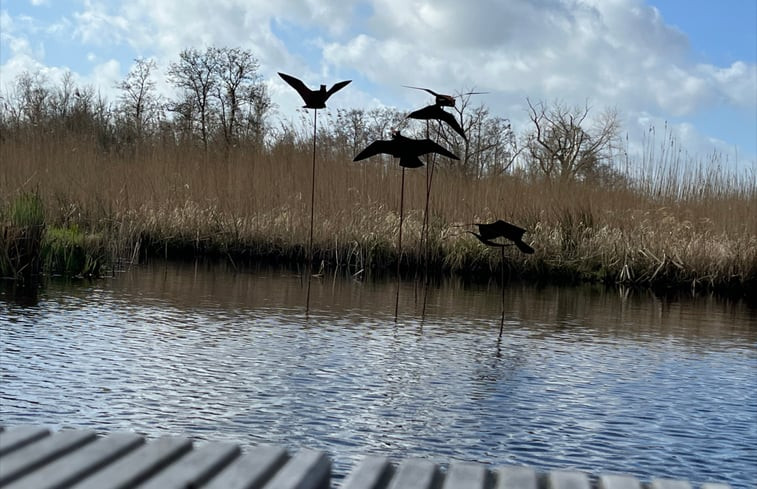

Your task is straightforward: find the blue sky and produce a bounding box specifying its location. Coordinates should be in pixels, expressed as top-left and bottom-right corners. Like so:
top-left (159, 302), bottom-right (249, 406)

top-left (1, 0), bottom-right (755, 171)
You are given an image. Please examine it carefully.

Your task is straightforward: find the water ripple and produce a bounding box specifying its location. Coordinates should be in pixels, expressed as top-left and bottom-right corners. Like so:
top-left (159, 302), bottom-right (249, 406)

top-left (1, 266), bottom-right (756, 488)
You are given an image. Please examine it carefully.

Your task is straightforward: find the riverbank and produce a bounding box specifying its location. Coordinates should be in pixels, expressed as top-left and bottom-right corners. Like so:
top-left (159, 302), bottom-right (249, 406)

top-left (2, 132), bottom-right (755, 295)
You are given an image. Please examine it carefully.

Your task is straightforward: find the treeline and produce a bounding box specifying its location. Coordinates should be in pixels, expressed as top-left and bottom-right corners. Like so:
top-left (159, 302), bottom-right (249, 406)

top-left (1, 46), bottom-right (635, 185)
top-left (1, 47), bottom-right (272, 154)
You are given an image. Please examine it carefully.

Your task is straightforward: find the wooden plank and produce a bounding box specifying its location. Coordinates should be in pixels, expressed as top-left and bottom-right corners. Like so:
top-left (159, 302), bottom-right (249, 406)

top-left (262, 448), bottom-right (331, 489)
top-left (598, 474), bottom-right (643, 489)
top-left (649, 480), bottom-right (692, 489)
top-left (0, 429), bottom-right (97, 486)
top-left (547, 470), bottom-right (591, 489)
top-left (203, 445), bottom-right (289, 489)
top-left (0, 426), bottom-right (50, 456)
top-left (387, 458), bottom-right (439, 489)
top-left (4, 432), bottom-right (144, 489)
top-left (495, 465), bottom-right (539, 489)
top-left (443, 461), bottom-right (489, 489)
top-left (341, 456), bottom-right (394, 489)
top-left (0, 426), bottom-right (733, 489)
top-left (138, 441), bottom-right (240, 489)
top-left (69, 435), bottom-right (192, 489)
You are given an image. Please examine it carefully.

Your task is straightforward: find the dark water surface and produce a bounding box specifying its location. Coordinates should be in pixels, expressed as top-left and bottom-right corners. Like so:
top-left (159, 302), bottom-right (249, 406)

top-left (1, 261), bottom-right (756, 487)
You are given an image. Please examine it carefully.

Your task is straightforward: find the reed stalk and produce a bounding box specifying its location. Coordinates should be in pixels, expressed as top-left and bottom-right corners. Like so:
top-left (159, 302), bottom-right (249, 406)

top-left (1, 130), bottom-right (754, 295)
top-left (1, 192), bottom-right (45, 284)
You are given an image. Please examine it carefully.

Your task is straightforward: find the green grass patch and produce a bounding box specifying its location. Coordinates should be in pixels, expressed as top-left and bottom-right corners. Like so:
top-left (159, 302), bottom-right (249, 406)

top-left (1, 192), bottom-right (46, 283)
top-left (42, 226), bottom-right (106, 277)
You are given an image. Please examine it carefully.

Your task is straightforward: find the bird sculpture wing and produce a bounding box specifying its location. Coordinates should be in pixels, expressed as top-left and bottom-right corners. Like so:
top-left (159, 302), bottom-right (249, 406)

top-left (475, 222), bottom-right (501, 241)
top-left (278, 72), bottom-right (312, 100)
top-left (415, 138), bottom-right (459, 160)
top-left (476, 220), bottom-right (525, 240)
top-left (474, 220), bottom-right (534, 254)
top-left (327, 80), bottom-right (352, 97)
top-left (407, 105), bottom-right (434, 121)
top-left (493, 220), bottom-right (527, 240)
top-left (353, 140), bottom-right (396, 161)
top-left (437, 109), bottom-right (466, 140)
top-left (409, 105), bottom-right (467, 141)
top-left (514, 240), bottom-right (535, 254)
top-left (468, 231), bottom-right (507, 248)
top-left (403, 85), bottom-right (440, 97)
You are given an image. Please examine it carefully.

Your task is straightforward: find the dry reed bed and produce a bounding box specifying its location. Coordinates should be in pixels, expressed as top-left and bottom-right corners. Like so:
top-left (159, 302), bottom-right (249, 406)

top-left (2, 133), bottom-right (755, 293)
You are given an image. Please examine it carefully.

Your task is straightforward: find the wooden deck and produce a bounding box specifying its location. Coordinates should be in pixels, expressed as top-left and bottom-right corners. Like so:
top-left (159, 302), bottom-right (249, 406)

top-left (0, 426), bottom-right (734, 489)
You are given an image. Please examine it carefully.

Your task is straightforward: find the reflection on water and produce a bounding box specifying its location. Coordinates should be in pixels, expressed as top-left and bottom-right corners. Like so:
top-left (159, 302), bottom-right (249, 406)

top-left (1, 261), bottom-right (756, 488)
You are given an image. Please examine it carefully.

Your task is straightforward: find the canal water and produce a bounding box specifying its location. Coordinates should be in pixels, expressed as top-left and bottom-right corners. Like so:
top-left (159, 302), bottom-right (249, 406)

top-left (1, 261), bottom-right (755, 487)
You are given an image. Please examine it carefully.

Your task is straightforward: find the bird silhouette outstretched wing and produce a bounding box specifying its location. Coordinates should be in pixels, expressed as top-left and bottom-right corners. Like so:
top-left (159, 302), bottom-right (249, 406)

top-left (279, 72), bottom-right (351, 108)
top-left (408, 105), bottom-right (467, 140)
top-left (353, 135), bottom-right (459, 163)
top-left (403, 85), bottom-right (442, 97)
top-left (476, 220), bottom-right (526, 241)
top-left (472, 220), bottom-right (534, 254)
top-left (278, 72), bottom-right (311, 99)
top-left (513, 240), bottom-right (535, 254)
top-left (403, 85), bottom-right (456, 106)
top-left (468, 232), bottom-right (507, 248)
top-left (327, 80), bottom-right (352, 97)
top-left (353, 140), bottom-right (397, 161)
top-left (412, 138), bottom-right (459, 159)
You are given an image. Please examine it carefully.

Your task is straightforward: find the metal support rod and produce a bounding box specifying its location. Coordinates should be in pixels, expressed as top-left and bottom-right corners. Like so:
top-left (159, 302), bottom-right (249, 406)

top-left (394, 167), bottom-right (406, 322)
top-left (499, 245), bottom-right (506, 338)
top-left (306, 109), bottom-right (317, 316)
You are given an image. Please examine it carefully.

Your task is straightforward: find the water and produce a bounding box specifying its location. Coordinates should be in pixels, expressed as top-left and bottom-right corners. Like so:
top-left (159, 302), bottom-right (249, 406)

top-left (1, 261), bottom-right (756, 487)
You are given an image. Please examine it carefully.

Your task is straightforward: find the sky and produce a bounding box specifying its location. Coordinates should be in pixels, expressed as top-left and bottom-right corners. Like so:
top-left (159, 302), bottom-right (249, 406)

top-left (1, 0), bottom-right (756, 172)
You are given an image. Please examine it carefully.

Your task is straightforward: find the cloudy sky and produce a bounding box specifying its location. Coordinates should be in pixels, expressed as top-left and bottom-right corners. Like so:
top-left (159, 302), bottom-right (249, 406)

top-left (2, 0), bottom-right (755, 170)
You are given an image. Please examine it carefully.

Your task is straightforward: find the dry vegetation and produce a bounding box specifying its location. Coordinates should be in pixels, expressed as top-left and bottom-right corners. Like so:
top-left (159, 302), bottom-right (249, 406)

top-left (2, 128), bottom-right (755, 295)
top-left (1, 51), bottom-right (755, 294)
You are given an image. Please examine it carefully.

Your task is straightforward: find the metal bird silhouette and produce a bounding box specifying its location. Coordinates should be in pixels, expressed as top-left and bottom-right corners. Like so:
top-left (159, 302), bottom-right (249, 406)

top-left (278, 71), bottom-right (350, 315)
top-left (408, 104), bottom-right (467, 140)
top-left (353, 130), bottom-right (459, 168)
top-left (403, 86), bottom-right (488, 107)
top-left (469, 220), bottom-right (535, 254)
top-left (278, 72), bottom-right (351, 109)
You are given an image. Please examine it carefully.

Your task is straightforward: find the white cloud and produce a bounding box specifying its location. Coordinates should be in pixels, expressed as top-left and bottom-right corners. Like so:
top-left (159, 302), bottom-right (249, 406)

top-left (1, 0), bottom-right (754, 168)
top-left (72, 0), bottom-right (131, 46)
top-left (0, 9), bottom-right (12, 34)
top-left (699, 61), bottom-right (757, 108)
top-left (90, 59), bottom-right (121, 90)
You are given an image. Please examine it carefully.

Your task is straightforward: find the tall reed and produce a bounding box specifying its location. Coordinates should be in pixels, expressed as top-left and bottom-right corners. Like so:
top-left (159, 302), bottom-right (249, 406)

top-left (1, 191), bottom-right (46, 284)
top-left (1, 128), bottom-right (754, 294)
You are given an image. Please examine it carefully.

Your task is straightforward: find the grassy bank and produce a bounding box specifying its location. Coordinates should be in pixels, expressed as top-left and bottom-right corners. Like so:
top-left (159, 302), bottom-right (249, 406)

top-left (1, 131), bottom-right (755, 295)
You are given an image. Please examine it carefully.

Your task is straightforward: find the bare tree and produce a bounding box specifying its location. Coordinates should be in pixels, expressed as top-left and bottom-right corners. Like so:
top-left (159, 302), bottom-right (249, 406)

top-left (525, 99), bottom-right (620, 182)
top-left (214, 47), bottom-right (269, 148)
top-left (168, 48), bottom-right (218, 150)
top-left (457, 100), bottom-right (519, 177)
top-left (332, 108), bottom-right (369, 156)
top-left (415, 90), bottom-right (519, 177)
top-left (325, 107), bottom-right (408, 159)
top-left (15, 71), bottom-right (50, 126)
top-left (50, 71), bottom-right (76, 121)
top-left (168, 47), bottom-right (270, 151)
top-left (117, 57), bottom-right (162, 140)
top-left (240, 79), bottom-right (273, 146)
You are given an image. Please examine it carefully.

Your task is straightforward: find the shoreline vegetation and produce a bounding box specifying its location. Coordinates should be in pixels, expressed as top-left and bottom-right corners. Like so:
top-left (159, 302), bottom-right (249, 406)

top-left (2, 130), bottom-right (755, 297)
top-left (1, 50), bottom-right (755, 297)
